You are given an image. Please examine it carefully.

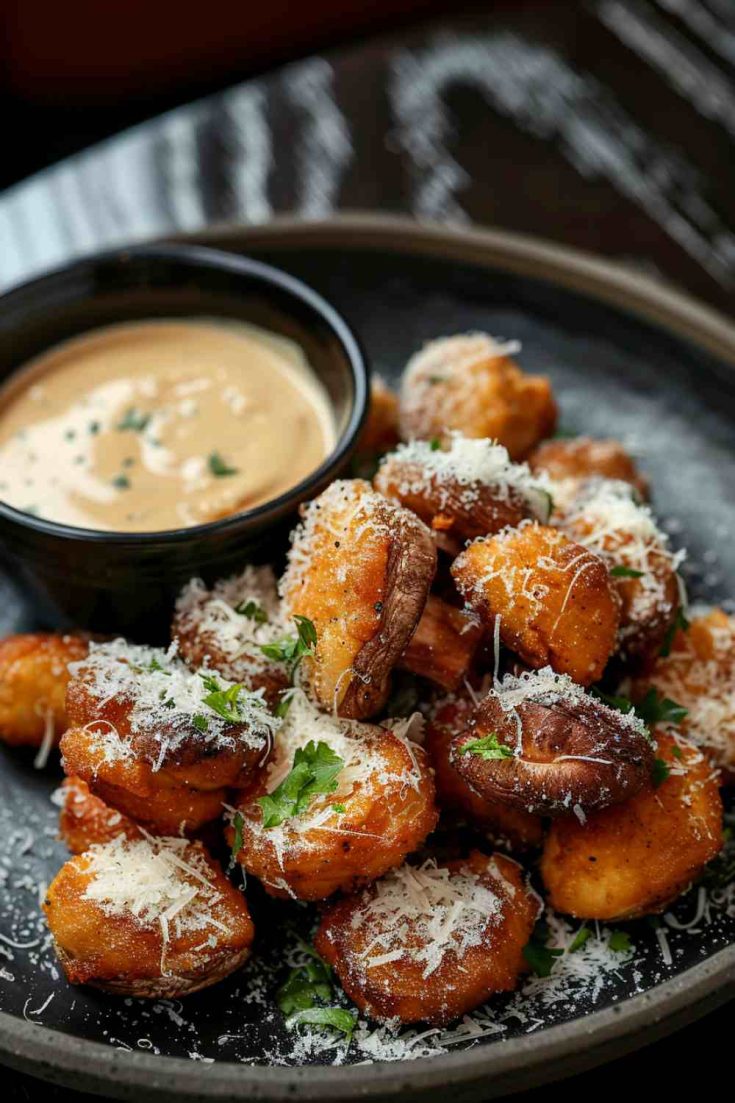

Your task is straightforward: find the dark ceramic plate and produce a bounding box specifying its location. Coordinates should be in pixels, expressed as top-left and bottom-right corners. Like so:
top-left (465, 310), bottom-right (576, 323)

top-left (1, 217), bottom-right (734, 1101)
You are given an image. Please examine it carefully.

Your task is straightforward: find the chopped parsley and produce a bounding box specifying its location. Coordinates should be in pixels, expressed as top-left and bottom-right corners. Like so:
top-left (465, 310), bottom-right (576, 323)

top-left (235, 599), bottom-right (268, 623)
top-left (460, 732), bottom-right (514, 760)
top-left (635, 687), bottom-right (688, 727)
top-left (258, 740), bottom-right (343, 828)
top-left (569, 925), bottom-right (591, 953)
top-left (192, 713), bottom-right (209, 733)
top-left (277, 942), bottom-right (355, 1040)
top-left (287, 1007), bottom-right (356, 1039)
top-left (332, 803), bottom-right (347, 814)
top-left (208, 451), bottom-right (239, 477)
top-left (260, 615), bottom-right (317, 677)
top-left (610, 565), bottom-right (645, 579)
top-left (200, 674), bottom-right (253, 723)
top-left (429, 437), bottom-right (442, 451)
top-left (111, 473), bottom-right (131, 490)
top-left (523, 921), bottom-right (563, 977)
top-left (116, 407), bottom-right (151, 432)
top-left (652, 757), bottom-right (671, 787)
top-left (230, 810), bottom-right (245, 861)
top-left (659, 607), bottom-right (690, 658)
top-left (608, 930), bottom-right (633, 953)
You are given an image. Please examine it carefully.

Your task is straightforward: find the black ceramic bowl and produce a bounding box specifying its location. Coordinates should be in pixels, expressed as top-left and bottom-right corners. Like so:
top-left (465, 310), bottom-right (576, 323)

top-left (0, 244), bottom-right (368, 639)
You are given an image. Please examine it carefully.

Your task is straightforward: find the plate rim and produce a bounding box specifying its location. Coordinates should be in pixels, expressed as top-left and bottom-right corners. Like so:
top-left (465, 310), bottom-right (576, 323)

top-left (2, 212), bottom-right (734, 1100)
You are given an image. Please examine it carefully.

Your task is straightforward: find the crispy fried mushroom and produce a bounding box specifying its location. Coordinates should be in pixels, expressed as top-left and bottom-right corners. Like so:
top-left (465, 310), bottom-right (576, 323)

top-left (528, 437), bottom-right (649, 505)
top-left (58, 776), bottom-right (142, 853)
top-left (0, 633), bottom-right (88, 750)
top-left (540, 732), bottom-right (723, 919)
top-left (398, 596), bottom-right (484, 692)
top-left (229, 692), bottom-right (437, 901)
top-left (44, 834), bottom-right (254, 996)
top-left (450, 668), bottom-right (654, 817)
top-left (315, 851), bottom-right (540, 1025)
top-left (399, 334), bottom-right (557, 459)
top-left (281, 479), bottom-right (436, 718)
top-left (452, 521), bottom-right (620, 686)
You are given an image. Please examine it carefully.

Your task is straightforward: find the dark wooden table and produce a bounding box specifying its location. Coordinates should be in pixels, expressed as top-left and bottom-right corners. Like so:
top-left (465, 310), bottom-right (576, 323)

top-left (2, 2), bottom-right (733, 1099)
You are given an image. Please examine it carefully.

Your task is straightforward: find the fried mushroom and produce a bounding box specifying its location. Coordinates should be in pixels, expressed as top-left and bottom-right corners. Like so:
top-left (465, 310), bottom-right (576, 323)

top-left (44, 834), bottom-right (254, 996)
top-left (374, 433), bottom-right (553, 554)
top-left (452, 521), bottom-right (620, 686)
top-left (399, 334), bottom-right (556, 460)
top-left (281, 479), bottom-right (436, 719)
top-left (528, 437), bottom-right (649, 505)
top-left (631, 607), bottom-right (735, 779)
top-left (58, 776), bottom-right (142, 853)
top-left (0, 633), bottom-right (87, 750)
top-left (540, 732), bottom-right (723, 919)
top-left (61, 640), bottom-right (276, 834)
top-left (315, 851), bottom-right (540, 1025)
top-left (173, 566), bottom-right (289, 705)
top-left (425, 695), bottom-right (544, 848)
top-left (560, 479), bottom-right (681, 664)
top-left (398, 595), bottom-right (484, 692)
top-left (229, 692), bottom-right (437, 901)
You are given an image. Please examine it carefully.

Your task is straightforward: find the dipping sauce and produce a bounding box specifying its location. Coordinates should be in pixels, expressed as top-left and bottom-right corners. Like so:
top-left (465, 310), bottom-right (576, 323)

top-left (0, 319), bottom-right (336, 532)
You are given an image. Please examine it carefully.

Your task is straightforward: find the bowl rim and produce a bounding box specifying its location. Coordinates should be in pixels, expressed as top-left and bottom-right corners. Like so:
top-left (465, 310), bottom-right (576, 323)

top-left (0, 241), bottom-right (368, 544)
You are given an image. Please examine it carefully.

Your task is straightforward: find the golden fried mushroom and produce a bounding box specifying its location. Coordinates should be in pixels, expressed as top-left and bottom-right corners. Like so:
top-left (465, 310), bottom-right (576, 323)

top-left (374, 434), bottom-right (553, 554)
top-left (452, 521), bottom-right (620, 686)
top-left (229, 692), bottom-right (437, 901)
top-left (631, 607), bottom-right (735, 779)
top-left (44, 834), bottom-right (254, 997)
top-left (560, 479), bottom-right (681, 664)
top-left (540, 732), bottom-right (723, 920)
top-left (173, 565), bottom-right (289, 705)
top-left (0, 633), bottom-right (87, 750)
top-left (425, 695), bottom-right (544, 848)
top-left (357, 375), bottom-right (400, 457)
top-left (58, 776), bottom-right (142, 853)
top-left (399, 334), bottom-right (557, 459)
top-left (315, 851), bottom-right (540, 1025)
top-left (398, 595), bottom-right (484, 692)
top-left (61, 640), bottom-right (276, 835)
top-left (528, 437), bottom-right (649, 503)
top-left (450, 668), bottom-right (654, 817)
top-left (281, 479), bottom-right (436, 718)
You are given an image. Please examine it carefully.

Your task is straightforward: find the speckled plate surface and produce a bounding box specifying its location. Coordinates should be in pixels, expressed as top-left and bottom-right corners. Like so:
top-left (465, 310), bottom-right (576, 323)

top-left (1, 216), bottom-right (734, 1102)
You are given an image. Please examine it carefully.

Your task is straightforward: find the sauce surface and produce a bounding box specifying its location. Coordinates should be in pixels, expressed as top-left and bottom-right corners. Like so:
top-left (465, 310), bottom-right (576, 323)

top-left (0, 319), bottom-right (335, 533)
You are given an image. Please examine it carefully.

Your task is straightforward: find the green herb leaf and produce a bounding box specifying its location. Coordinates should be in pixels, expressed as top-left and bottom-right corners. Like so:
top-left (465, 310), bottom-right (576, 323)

top-left (610, 565), bottom-right (644, 579)
top-left (659, 607), bottom-right (690, 658)
top-left (235, 599), bottom-right (268, 623)
top-left (276, 940), bottom-right (335, 1017)
top-left (652, 757), bottom-right (670, 788)
top-left (429, 437), bottom-right (442, 451)
top-left (569, 926), bottom-right (591, 953)
top-left (460, 733), bottom-right (514, 760)
top-left (208, 451), bottom-right (239, 477)
top-left (111, 473), bottom-right (130, 490)
top-left (608, 930), bottom-right (633, 953)
top-left (635, 687), bottom-right (688, 727)
top-left (192, 713), bottom-right (209, 733)
top-left (275, 691), bottom-right (294, 719)
top-left (332, 803), bottom-right (347, 814)
top-left (258, 741), bottom-right (343, 828)
top-left (589, 687), bottom-right (637, 715)
top-left (260, 615), bottom-right (317, 676)
top-left (230, 811), bottom-right (244, 861)
top-left (200, 675), bottom-right (250, 723)
top-left (286, 1007), bottom-right (356, 1039)
top-left (116, 407), bottom-right (151, 432)
top-left (523, 940), bottom-right (563, 978)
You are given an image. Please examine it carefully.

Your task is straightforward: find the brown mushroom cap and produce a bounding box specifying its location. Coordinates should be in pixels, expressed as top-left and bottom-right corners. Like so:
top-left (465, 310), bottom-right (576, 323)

top-left (450, 687), bottom-right (655, 816)
top-left (528, 437), bottom-right (649, 500)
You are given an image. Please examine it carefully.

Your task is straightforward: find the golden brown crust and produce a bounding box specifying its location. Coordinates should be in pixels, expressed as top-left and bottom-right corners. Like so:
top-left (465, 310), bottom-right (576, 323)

top-left (398, 596), bottom-right (484, 692)
top-left (59, 776), bottom-right (142, 853)
top-left (0, 633), bottom-right (88, 748)
top-left (282, 480), bottom-right (436, 719)
top-left (451, 523), bottom-right (620, 686)
top-left (540, 732), bottom-right (723, 919)
top-left (451, 691), bottom-right (655, 817)
top-left (399, 335), bottom-right (557, 460)
top-left (315, 851), bottom-right (539, 1025)
top-left (529, 437), bottom-right (649, 499)
top-left (425, 697), bottom-right (544, 847)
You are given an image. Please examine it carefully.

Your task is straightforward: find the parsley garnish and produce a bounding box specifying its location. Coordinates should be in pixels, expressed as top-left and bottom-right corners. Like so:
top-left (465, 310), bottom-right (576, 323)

top-left (659, 607), bottom-right (690, 658)
top-left (111, 473), bottom-right (130, 490)
top-left (589, 686), bottom-right (637, 715)
top-left (274, 690), bottom-right (294, 719)
top-left (116, 407), bottom-right (151, 432)
top-left (523, 921), bottom-right (563, 977)
top-left (460, 733), bottom-right (514, 760)
top-left (635, 687), bottom-right (688, 727)
top-left (277, 940), bottom-right (355, 1040)
top-left (569, 925), bottom-right (591, 953)
top-left (208, 451), bottom-right (239, 477)
top-left (258, 741), bottom-right (343, 828)
top-left (610, 565), bottom-right (644, 579)
top-left (652, 757), bottom-right (670, 787)
top-left (192, 714), bottom-right (209, 733)
top-left (608, 930), bottom-right (633, 953)
top-left (332, 803), bottom-right (347, 814)
top-left (235, 599), bottom-right (267, 623)
top-left (260, 615), bottom-right (317, 676)
top-left (230, 810), bottom-right (244, 861)
top-left (287, 1007), bottom-right (356, 1039)
top-left (200, 674), bottom-right (251, 723)
top-left (429, 437), bottom-right (442, 451)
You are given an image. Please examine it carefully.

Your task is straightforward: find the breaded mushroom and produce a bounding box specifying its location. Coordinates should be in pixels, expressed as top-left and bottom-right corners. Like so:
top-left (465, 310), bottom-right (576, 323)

top-left (44, 834), bottom-right (254, 996)
top-left (173, 565), bottom-right (289, 706)
top-left (399, 334), bottom-right (556, 459)
top-left (58, 776), bottom-right (142, 853)
top-left (560, 479), bottom-right (681, 664)
top-left (540, 732), bottom-right (722, 920)
top-left (281, 479), bottom-right (436, 719)
top-left (374, 433), bottom-right (554, 555)
top-left (61, 640), bottom-right (276, 834)
top-left (398, 596), bottom-right (484, 693)
top-left (452, 521), bottom-right (620, 686)
top-left (631, 607), bottom-right (735, 779)
top-left (528, 437), bottom-right (649, 504)
top-left (229, 692), bottom-right (437, 901)
top-left (315, 851), bottom-right (540, 1025)
top-left (450, 668), bottom-right (654, 817)
top-left (425, 695), bottom-right (544, 848)
top-left (0, 633), bottom-right (87, 750)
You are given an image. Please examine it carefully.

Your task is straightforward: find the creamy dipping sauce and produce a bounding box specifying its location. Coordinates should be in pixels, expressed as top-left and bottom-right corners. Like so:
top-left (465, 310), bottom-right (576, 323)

top-left (0, 319), bottom-right (336, 532)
